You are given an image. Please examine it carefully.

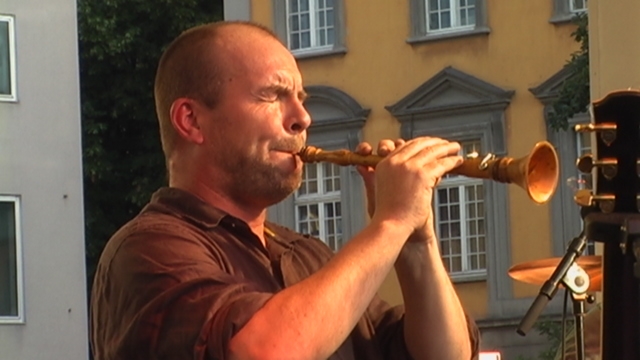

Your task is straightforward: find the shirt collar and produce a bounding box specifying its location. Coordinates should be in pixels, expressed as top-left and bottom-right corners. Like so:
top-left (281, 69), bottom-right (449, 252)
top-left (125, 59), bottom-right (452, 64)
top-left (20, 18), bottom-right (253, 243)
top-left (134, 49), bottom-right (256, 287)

top-left (145, 187), bottom-right (227, 229)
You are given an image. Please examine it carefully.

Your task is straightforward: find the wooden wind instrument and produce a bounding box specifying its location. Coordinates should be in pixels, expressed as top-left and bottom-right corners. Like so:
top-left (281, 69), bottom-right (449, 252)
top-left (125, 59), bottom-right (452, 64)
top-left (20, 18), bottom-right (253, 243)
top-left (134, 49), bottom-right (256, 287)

top-left (297, 141), bottom-right (559, 205)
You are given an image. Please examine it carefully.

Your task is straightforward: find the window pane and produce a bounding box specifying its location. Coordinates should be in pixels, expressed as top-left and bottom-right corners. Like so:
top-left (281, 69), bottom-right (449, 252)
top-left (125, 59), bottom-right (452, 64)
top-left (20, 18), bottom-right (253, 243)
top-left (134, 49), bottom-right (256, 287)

top-left (449, 187), bottom-right (459, 203)
top-left (468, 8), bottom-right (476, 25)
top-left (0, 21), bottom-right (11, 95)
top-left (301, 31), bottom-right (311, 48)
top-left (429, 13), bottom-right (440, 30)
top-left (440, 223), bottom-right (450, 238)
top-left (0, 201), bottom-right (18, 316)
top-left (290, 15), bottom-right (300, 31)
top-left (308, 179), bottom-right (318, 193)
top-left (451, 222), bottom-right (460, 237)
top-left (325, 202), bottom-right (334, 217)
top-left (441, 11), bottom-right (451, 28)
top-left (327, 28), bottom-right (335, 45)
top-left (437, 188), bottom-right (448, 203)
top-left (439, 205), bottom-right (449, 221)
top-left (326, 9), bottom-right (334, 26)
top-left (450, 204), bottom-right (460, 220)
top-left (298, 205), bottom-right (308, 219)
top-left (300, 13), bottom-right (310, 30)
top-left (470, 256), bottom-right (478, 269)
top-left (290, 33), bottom-right (300, 50)
top-left (467, 202), bottom-right (476, 218)
top-left (300, 0), bottom-right (309, 11)
top-left (451, 256), bottom-right (462, 272)
top-left (440, 240), bottom-right (450, 255)
top-left (290, 0), bottom-right (299, 12)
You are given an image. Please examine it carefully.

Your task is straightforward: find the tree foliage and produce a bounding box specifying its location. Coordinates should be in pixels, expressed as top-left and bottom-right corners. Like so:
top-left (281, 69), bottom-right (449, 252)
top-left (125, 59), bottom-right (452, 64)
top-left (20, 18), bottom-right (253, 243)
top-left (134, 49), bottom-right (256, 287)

top-left (77, 0), bottom-right (223, 283)
top-left (548, 13), bottom-right (590, 131)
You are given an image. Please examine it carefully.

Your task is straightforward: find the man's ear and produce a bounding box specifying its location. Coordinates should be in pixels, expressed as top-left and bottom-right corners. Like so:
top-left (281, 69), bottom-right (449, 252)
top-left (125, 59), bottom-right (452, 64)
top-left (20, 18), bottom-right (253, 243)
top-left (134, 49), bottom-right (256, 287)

top-left (169, 98), bottom-right (205, 144)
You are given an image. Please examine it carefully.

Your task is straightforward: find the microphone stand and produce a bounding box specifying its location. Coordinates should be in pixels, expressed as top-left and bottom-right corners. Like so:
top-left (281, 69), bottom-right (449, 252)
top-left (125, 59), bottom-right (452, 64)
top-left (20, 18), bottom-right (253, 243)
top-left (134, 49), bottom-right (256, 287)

top-left (517, 231), bottom-right (594, 360)
top-left (517, 232), bottom-right (588, 337)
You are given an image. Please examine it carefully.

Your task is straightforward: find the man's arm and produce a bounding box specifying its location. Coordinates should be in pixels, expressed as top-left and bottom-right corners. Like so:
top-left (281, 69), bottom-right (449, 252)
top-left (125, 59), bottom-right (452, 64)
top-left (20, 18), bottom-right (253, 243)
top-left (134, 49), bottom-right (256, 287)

top-left (395, 234), bottom-right (479, 360)
top-left (228, 137), bottom-right (462, 360)
top-left (356, 138), bottom-right (479, 360)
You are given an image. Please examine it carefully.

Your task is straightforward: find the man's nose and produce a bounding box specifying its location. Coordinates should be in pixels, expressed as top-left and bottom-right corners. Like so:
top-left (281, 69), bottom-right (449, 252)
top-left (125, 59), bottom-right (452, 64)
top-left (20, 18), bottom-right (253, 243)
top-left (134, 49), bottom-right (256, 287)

top-left (285, 98), bottom-right (312, 134)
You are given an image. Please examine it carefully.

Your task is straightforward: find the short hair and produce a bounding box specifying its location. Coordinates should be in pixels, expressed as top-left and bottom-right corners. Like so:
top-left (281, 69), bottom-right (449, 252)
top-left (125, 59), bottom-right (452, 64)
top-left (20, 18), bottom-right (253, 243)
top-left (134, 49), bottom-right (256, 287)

top-left (153, 21), bottom-right (279, 158)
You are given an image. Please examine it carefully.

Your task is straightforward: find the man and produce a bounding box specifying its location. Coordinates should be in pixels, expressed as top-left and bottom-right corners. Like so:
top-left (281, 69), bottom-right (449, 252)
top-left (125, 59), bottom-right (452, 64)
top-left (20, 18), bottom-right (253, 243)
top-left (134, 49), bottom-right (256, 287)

top-left (90, 20), bottom-right (480, 359)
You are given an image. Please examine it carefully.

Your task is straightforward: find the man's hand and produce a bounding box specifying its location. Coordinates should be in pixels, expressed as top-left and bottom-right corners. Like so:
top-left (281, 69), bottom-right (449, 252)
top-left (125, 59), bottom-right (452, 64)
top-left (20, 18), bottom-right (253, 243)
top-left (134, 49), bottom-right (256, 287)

top-left (355, 137), bottom-right (463, 242)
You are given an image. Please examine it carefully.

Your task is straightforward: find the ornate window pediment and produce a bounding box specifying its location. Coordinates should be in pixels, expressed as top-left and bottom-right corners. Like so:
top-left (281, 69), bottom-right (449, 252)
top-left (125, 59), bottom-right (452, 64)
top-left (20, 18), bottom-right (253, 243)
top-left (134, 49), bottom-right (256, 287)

top-left (529, 66), bottom-right (575, 105)
top-left (386, 67), bottom-right (514, 119)
top-left (385, 67), bottom-right (514, 291)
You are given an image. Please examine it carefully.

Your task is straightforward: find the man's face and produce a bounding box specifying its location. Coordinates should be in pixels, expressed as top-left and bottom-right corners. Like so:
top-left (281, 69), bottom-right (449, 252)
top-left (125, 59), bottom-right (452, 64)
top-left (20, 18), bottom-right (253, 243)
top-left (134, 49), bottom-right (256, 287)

top-left (199, 30), bottom-right (311, 208)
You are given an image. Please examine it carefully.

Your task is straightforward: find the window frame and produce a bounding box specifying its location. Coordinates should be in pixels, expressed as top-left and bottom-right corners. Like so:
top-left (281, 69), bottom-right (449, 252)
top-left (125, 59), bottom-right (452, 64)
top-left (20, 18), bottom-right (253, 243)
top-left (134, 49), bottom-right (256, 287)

top-left (294, 161), bottom-right (344, 250)
top-left (0, 195), bottom-right (25, 324)
top-left (426, 0), bottom-right (476, 35)
top-left (435, 157), bottom-right (487, 277)
top-left (0, 14), bottom-right (17, 102)
top-left (386, 67), bottom-right (513, 284)
top-left (408, 0), bottom-right (490, 44)
top-left (273, 0), bottom-right (347, 59)
top-left (550, 0), bottom-right (588, 23)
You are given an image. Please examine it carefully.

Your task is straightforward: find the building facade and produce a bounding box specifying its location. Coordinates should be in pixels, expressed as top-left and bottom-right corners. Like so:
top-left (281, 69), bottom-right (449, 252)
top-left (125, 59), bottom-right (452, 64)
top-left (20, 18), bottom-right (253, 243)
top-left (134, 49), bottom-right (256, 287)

top-left (225, 0), bottom-right (589, 357)
top-left (0, 0), bottom-right (88, 359)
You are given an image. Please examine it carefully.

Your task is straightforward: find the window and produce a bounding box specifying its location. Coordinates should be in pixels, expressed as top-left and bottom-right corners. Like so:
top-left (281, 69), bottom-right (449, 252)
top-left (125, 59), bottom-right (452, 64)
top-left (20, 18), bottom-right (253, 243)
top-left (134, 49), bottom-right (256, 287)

top-left (427, 0), bottom-right (476, 33)
top-left (570, 0), bottom-right (588, 13)
top-left (295, 162), bottom-right (343, 250)
top-left (0, 195), bottom-right (23, 322)
top-left (436, 140), bottom-right (487, 275)
top-left (532, 66), bottom-right (592, 257)
top-left (273, 0), bottom-right (346, 58)
top-left (0, 15), bottom-right (16, 102)
top-left (267, 86), bottom-right (369, 250)
top-left (287, 0), bottom-right (333, 51)
top-left (386, 67), bottom-right (513, 283)
top-left (551, 0), bottom-right (587, 23)
top-left (408, 0), bottom-right (489, 43)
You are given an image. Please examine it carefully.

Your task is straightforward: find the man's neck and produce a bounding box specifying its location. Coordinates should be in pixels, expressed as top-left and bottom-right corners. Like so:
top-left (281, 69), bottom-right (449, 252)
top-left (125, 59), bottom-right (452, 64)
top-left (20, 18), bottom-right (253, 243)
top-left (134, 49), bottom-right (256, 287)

top-left (170, 178), bottom-right (269, 246)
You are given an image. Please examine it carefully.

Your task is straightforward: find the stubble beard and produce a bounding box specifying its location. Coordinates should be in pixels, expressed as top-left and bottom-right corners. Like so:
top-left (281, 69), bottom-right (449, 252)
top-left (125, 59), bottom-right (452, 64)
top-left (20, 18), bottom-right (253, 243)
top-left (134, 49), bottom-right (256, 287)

top-left (220, 152), bottom-right (302, 207)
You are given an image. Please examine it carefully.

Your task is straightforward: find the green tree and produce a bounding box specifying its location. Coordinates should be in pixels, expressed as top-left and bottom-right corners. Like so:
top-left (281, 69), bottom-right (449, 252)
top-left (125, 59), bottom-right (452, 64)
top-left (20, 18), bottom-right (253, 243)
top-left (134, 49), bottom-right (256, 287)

top-left (77, 0), bottom-right (223, 286)
top-left (548, 13), bottom-right (590, 131)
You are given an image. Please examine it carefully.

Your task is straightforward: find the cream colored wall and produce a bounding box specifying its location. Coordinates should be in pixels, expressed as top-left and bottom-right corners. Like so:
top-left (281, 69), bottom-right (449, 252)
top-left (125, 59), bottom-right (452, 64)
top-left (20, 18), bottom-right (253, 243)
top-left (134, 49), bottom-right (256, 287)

top-left (252, 0), bottom-right (581, 317)
top-left (588, 0), bottom-right (640, 99)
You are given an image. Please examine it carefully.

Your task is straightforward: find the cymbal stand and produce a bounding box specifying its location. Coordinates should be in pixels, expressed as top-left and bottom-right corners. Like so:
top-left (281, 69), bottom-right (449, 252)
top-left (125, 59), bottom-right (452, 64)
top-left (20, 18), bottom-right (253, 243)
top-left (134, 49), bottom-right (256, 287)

top-left (562, 263), bottom-right (593, 360)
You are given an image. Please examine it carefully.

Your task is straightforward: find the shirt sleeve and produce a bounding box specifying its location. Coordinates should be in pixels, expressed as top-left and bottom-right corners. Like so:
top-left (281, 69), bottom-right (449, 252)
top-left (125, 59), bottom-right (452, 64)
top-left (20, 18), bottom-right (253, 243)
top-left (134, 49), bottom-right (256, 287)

top-left (90, 220), bottom-right (271, 360)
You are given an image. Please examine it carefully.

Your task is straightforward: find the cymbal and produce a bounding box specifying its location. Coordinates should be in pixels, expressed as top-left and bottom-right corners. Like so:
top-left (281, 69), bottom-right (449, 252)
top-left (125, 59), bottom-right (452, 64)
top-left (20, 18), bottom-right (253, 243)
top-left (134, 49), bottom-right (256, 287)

top-left (508, 255), bottom-right (602, 291)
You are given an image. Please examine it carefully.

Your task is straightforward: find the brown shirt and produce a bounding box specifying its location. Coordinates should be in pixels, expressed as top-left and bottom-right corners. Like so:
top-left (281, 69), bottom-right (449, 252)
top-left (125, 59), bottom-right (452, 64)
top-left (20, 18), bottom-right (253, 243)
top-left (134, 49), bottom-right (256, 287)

top-left (90, 187), bottom-right (479, 359)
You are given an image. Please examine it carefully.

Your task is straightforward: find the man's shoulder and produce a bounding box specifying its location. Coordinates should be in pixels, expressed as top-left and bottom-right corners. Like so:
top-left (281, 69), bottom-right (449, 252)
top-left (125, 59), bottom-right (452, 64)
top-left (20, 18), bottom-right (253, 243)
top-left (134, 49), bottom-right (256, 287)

top-left (98, 209), bottom-right (207, 264)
